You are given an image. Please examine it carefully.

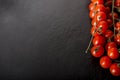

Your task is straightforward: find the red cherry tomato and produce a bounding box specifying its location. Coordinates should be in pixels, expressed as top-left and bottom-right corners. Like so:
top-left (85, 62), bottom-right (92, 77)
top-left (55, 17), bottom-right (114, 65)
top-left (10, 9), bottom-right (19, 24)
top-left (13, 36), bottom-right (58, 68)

top-left (91, 45), bottom-right (104, 58)
top-left (107, 47), bottom-right (119, 59)
top-left (105, 42), bottom-right (117, 50)
top-left (89, 10), bottom-right (96, 19)
top-left (108, 12), bottom-right (119, 19)
top-left (92, 35), bottom-right (106, 46)
top-left (114, 33), bottom-right (120, 45)
top-left (92, 18), bottom-right (98, 27)
top-left (91, 27), bottom-right (100, 36)
top-left (115, 22), bottom-right (120, 31)
top-left (94, 12), bottom-right (107, 22)
top-left (89, 3), bottom-right (96, 11)
top-left (115, 0), bottom-right (120, 7)
top-left (104, 30), bottom-right (113, 39)
top-left (96, 21), bottom-right (108, 34)
top-left (100, 56), bottom-right (112, 69)
top-left (92, 0), bottom-right (104, 5)
top-left (110, 63), bottom-right (120, 76)
top-left (95, 4), bottom-right (106, 12)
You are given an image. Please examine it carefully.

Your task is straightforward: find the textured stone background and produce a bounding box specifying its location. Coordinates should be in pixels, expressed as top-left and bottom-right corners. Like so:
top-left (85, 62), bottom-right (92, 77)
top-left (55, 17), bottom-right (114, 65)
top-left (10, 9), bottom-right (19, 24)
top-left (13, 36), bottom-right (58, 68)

top-left (0, 0), bottom-right (119, 80)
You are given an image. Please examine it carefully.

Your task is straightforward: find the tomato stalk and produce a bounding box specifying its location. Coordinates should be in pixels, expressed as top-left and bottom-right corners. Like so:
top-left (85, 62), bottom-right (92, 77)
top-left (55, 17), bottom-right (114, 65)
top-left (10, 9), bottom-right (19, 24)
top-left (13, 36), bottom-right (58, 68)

top-left (112, 0), bottom-right (115, 37)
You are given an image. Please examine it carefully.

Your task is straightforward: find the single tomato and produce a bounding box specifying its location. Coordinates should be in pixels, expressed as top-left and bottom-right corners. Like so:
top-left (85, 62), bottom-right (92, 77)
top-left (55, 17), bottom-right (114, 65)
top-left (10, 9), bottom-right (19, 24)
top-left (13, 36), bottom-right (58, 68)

top-left (100, 56), bottom-right (112, 69)
top-left (92, 35), bottom-right (106, 46)
top-left (110, 63), bottom-right (120, 76)
top-left (107, 47), bottom-right (119, 59)
top-left (91, 45), bottom-right (104, 58)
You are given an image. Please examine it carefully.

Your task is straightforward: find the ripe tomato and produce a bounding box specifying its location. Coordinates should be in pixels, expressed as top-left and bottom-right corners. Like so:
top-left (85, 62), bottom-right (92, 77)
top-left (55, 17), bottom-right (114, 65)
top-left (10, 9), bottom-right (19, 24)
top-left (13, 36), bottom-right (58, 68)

top-left (115, 0), bottom-right (120, 7)
top-left (92, 0), bottom-right (104, 5)
top-left (92, 35), bottom-right (106, 46)
top-left (92, 18), bottom-right (98, 27)
top-left (105, 42), bottom-right (117, 50)
top-left (91, 27), bottom-right (100, 36)
top-left (108, 12), bottom-right (119, 19)
top-left (89, 3), bottom-right (96, 11)
top-left (95, 4), bottom-right (106, 12)
top-left (110, 63), bottom-right (120, 76)
top-left (107, 47), bottom-right (119, 59)
top-left (91, 45), bottom-right (104, 58)
top-left (89, 10), bottom-right (96, 19)
top-left (96, 21), bottom-right (108, 34)
top-left (94, 12), bottom-right (107, 22)
top-left (100, 56), bottom-right (112, 69)
top-left (104, 30), bottom-right (113, 39)
top-left (115, 22), bottom-right (120, 31)
top-left (114, 33), bottom-right (120, 45)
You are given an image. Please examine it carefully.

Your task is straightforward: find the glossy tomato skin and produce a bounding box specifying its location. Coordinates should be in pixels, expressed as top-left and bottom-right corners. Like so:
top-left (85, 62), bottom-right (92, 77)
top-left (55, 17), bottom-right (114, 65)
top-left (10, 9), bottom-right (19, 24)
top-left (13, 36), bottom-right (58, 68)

top-left (105, 42), bottom-right (117, 50)
top-left (100, 56), bottom-right (112, 69)
top-left (92, 18), bottom-right (98, 27)
top-left (107, 47), bottom-right (119, 59)
top-left (91, 45), bottom-right (104, 58)
top-left (91, 27), bottom-right (100, 36)
top-left (93, 35), bottom-right (106, 46)
top-left (96, 21), bottom-right (108, 34)
top-left (92, 0), bottom-right (104, 5)
top-left (115, 0), bottom-right (120, 7)
top-left (95, 4), bottom-right (106, 12)
top-left (104, 30), bottom-right (113, 39)
top-left (89, 10), bottom-right (96, 19)
top-left (114, 33), bottom-right (120, 45)
top-left (110, 63), bottom-right (120, 76)
top-left (94, 12), bottom-right (107, 22)
top-left (89, 3), bottom-right (96, 11)
top-left (115, 22), bottom-right (120, 31)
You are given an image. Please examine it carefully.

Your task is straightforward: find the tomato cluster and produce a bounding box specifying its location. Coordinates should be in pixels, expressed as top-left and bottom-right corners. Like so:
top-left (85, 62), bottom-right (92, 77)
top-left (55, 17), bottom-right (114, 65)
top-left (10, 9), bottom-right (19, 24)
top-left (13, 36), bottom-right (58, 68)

top-left (88, 0), bottom-right (120, 76)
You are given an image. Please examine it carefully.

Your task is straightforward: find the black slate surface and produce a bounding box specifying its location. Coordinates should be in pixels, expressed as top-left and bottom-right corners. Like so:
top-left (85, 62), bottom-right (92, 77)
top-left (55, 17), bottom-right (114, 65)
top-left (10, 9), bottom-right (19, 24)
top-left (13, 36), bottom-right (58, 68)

top-left (0, 0), bottom-right (120, 80)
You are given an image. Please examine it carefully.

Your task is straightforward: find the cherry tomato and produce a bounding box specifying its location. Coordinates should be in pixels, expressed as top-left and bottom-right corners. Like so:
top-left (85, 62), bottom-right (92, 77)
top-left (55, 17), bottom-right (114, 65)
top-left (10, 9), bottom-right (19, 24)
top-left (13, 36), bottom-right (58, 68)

top-left (115, 0), bottom-right (120, 7)
top-left (110, 63), bottom-right (120, 76)
top-left (92, 18), bottom-right (98, 27)
top-left (91, 27), bottom-right (100, 36)
top-left (96, 21), bottom-right (108, 34)
top-left (95, 4), bottom-right (106, 12)
top-left (107, 47), bottom-right (119, 59)
top-left (92, 0), bottom-right (104, 5)
top-left (100, 56), bottom-right (112, 69)
top-left (108, 12), bottom-right (119, 19)
top-left (115, 22), bottom-right (120, 31)
top-left (114, 33), bottom-right (120, 45)
top-left (92, 35), bottom-right (106, 46)
top-left (104, 30), bottom-right (113, 39)
top-left (105, 42), bottom-right (117, 50)
top-left (94, 12), bottom-right (107, 22)
top-left (91, 45), bottom-right (104, 58)
top-left (89, 10), bottom-right (96, 19)
top-left (89, 3), bottom-right (96, 11)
